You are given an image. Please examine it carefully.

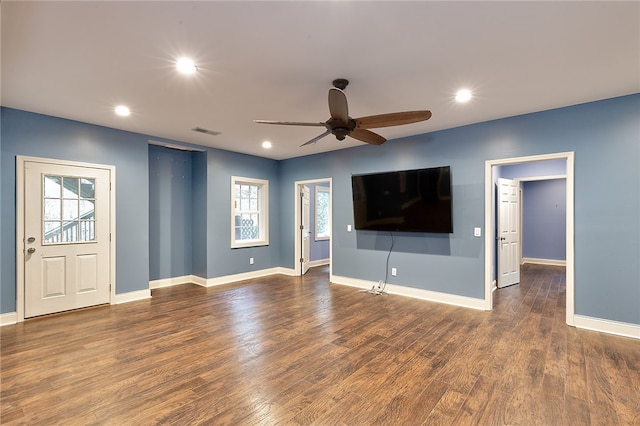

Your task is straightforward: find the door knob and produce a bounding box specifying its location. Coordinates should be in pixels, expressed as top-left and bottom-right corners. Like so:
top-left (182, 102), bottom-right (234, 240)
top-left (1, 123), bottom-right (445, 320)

top-left (27, 247), bottom-right (36, 254)
top-left (27, 237), bottom-right (36, 243)
top-left (500, 237), bottom-right (506, 241)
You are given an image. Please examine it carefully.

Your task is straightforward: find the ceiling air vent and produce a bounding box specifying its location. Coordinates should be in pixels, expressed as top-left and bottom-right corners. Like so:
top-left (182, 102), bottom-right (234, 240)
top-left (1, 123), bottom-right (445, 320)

top-left (192, 127), bottom-right (221, 136)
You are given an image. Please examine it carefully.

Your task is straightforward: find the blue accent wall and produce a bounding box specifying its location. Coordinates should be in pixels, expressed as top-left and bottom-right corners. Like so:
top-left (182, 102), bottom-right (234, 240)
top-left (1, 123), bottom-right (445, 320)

top-left (522, 179), bottom-right (566, 260)
top-left (149, 145), bottom-right (193, 280)
top-left (501, 159), bottom-right (566, 178)
top-left (1, 108), bottom-right (151, 312)
top-left (2, 94), bottom-right (639, 326)
top-left (205, 149), bottom-right (281, 277)
top-left (191, 151), bottom-right (208, 278)
top-left (279, 94), bottom-right (640, 325)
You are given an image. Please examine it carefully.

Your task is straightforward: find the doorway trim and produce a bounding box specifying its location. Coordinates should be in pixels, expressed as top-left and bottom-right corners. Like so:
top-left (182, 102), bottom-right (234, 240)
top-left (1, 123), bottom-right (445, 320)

top-left (484, 152), bottom-right (574, 325)
top-left (16, 156), bottom-right (116, 322)
top-left (293, 178), bottom-right (332, 276)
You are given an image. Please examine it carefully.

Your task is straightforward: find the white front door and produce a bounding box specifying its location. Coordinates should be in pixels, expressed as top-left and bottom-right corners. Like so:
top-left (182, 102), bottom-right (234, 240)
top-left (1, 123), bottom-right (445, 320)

top-left (23, 160), bottom-right (112, 318)
top-left (497, 177), bottom-right (520, 288)
top-left (301, 185), bottom-right (311, 275)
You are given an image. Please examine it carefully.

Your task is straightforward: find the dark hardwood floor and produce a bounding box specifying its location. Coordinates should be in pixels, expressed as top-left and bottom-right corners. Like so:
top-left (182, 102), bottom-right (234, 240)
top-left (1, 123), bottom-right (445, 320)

top-left (1, 264), bottom-right (639, 425)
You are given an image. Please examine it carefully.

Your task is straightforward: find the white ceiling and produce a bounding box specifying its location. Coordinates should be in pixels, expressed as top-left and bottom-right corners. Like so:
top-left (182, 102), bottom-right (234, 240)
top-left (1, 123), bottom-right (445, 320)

top-left (2, 1), bottom-right (639, 160)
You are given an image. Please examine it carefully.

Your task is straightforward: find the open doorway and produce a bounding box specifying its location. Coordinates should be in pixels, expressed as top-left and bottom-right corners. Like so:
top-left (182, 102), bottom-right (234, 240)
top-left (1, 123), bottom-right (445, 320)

top-left (484, 152), bottom-right (575, 326)
top-left (294, 178), bottom-right (332, 277)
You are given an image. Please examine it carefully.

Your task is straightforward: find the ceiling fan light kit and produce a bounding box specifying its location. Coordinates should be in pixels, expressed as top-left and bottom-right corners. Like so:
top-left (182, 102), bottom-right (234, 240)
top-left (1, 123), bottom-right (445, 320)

top-left (254, 79), bottom-right (432, 147)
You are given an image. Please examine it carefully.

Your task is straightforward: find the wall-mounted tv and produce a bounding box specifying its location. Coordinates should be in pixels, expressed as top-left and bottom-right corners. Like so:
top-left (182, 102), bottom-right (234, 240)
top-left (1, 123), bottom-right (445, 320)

top-left (351, 166), bottom-right (453, 233)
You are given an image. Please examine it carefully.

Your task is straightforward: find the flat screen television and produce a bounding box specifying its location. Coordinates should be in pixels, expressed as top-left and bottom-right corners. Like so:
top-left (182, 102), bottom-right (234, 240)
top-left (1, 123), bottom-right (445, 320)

top-left (351, 166), bottom-right (453, 233)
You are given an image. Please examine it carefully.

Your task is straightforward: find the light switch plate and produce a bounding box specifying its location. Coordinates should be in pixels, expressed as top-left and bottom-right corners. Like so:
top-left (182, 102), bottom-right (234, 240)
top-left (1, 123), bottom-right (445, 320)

top-left (474, 227), bottom-right (482, 237)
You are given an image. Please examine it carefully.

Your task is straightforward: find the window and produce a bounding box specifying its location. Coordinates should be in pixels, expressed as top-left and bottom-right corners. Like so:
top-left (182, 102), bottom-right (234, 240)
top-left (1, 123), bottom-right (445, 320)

top-left (315, 186), bottom-right (330, 240)
top-left (43, 175), bottom-right (96, 244)
top-left (231, 176), bottom-right (269, 248)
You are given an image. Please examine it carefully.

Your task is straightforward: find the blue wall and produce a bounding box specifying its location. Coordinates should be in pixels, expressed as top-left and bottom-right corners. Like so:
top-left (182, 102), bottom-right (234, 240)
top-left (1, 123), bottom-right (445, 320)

top-left (501, 159), bottom-right (566, 178)
top-left (2, 94), bottom-right (639, 326)
top-left (191, 151), bottom-right (208, 278)
top-left (522, 179), bottom-right (566, 261)
top-left (149, 145), bottom-right (193, 281)
top-left (279, 95), bottom-right (640, 325)
top-left (205, 149), bottom-right (281, 277)
top-left (1, 108), bottom-right (150, 312)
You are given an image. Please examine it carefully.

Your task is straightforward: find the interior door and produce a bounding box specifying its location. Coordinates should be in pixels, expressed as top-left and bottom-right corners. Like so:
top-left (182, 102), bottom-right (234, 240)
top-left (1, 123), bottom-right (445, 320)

top-left (497, 178), bottom-right (520, 288)
top-left (24, 161), bottom-right (111, 318)
top-left (301, 185), bottom-right (311, 275)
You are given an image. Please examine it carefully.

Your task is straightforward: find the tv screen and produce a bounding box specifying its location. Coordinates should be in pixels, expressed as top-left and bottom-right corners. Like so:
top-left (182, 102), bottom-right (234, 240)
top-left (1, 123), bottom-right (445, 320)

top-left (351, 166), bottom-right (453, 233)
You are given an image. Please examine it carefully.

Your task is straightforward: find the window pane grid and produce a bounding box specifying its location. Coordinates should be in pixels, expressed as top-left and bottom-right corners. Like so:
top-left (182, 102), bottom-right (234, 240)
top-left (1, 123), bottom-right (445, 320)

top-left (235, 183), bottom-right (260, 241)
top-left (43, 175), bottom-right (96, 244)
top-left (315, 187), bottom-right (330, 240)
top-left (231, 177), bottom-right (269, 248)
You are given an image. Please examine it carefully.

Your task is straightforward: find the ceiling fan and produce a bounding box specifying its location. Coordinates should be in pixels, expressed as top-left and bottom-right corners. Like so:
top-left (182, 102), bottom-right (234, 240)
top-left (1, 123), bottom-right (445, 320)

top-left (254, 79), bottom-right (432, 147)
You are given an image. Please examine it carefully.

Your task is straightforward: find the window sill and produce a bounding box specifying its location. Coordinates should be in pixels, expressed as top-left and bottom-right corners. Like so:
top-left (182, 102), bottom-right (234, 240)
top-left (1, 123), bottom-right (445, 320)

top-left (231, 240), bottom-right (269, 249)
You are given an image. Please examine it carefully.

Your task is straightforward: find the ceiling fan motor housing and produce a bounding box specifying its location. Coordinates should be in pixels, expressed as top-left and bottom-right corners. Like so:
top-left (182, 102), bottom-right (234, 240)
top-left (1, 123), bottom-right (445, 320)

top-left (332, 78), bottom-right (349, 90)
top-left (327, 117), bottom-right (356, 140)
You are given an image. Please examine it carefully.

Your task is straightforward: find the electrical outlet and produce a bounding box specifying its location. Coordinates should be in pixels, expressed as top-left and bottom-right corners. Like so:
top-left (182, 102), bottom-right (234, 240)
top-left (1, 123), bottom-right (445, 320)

top-left (391, 267), bottom-right (397, 276)
top-left (249, 257), bottom-right (254, 265)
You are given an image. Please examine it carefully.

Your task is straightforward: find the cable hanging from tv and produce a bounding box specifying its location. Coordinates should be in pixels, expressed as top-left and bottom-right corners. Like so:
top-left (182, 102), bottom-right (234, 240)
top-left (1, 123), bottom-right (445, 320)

top-left (360, 232), bottom-right (394, 296)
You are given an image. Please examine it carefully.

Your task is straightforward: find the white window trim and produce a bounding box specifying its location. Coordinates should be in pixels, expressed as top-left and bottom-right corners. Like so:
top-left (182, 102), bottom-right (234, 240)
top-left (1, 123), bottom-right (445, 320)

top-left (314, 186), bottom-right (331, 241)
top-left (231, 176), bottom-right (269, 248)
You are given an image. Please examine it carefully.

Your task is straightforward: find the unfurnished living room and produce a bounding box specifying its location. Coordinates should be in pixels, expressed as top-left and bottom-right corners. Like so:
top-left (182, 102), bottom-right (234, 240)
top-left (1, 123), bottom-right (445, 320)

top-left (1, 1), bottom-right (639, 425)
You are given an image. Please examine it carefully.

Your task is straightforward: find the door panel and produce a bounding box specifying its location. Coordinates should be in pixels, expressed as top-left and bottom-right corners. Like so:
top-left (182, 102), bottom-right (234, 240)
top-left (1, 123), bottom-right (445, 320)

top-left (497, 178), bottom-right (520, 288)
top-left (24, 161), bottom-right (111, 318)
top-left (302, 185), bottom-right (311, 275)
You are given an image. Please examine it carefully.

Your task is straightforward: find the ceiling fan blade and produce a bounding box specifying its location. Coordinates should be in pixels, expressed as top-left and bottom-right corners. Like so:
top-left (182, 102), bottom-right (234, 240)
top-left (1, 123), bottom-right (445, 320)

top-left (300, 130), bottom-right (331, 147)
top-left (349, 128), bottom-right (387, 145)
top-left (254, 120), bottom-right (326, 127)
top-left (355, 110), bottom-right (432, 129)
top-left (328, 88), bottom-right (349, 123)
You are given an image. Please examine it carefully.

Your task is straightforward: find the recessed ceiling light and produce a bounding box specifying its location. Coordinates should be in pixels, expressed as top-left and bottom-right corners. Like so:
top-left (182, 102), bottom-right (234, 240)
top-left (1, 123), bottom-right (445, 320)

top-left (114, 105), bottom-right (130, 117)
top-left (176, 57), bottom-right (197, 75)
top-left (262, 141), bottom-right (272, 149)
top-left (455, 89), bottom-right (472, 103)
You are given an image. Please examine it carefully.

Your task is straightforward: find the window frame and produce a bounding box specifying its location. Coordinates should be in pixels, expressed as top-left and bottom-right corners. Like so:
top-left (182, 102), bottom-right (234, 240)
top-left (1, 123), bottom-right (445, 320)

top-left (231, 176), bottom-right (269, 248)
top-left (314, 185), bottom-right (331, 241)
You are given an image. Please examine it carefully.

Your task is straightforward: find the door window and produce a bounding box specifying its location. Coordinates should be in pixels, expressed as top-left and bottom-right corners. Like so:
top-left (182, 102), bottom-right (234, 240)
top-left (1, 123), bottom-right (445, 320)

top-left (43, 175), bottom-right (96, 244)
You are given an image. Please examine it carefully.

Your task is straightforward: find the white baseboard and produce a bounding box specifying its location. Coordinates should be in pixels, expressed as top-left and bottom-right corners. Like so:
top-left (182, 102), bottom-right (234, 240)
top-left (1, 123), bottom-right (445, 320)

top-left (0, 312), bottom-right (18, 326)
top-left (309, 259), bottom-right (329, 268)
top-left (205, 267), bottom-right (297, 287)
top-left (574, 315), bottom-right (640, 340)
top-left (522, 257), bottom-right (566, 266)
top-left (330, 275), bottom-right (486, 311)
top-left (149, 268), bottom-right (298, 290)
top-left (150, 275), bottom-right (203, 289)
top-left (113, 289), bottom-right (152, 304)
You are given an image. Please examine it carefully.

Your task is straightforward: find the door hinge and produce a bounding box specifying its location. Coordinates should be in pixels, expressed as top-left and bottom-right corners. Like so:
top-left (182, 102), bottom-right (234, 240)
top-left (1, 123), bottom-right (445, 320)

top-left (300, 225), bottom-right (304, 230)
top-left (299, 257), bottom-right (304, 263)
top-left (109, 233), bottom-right (112, 242)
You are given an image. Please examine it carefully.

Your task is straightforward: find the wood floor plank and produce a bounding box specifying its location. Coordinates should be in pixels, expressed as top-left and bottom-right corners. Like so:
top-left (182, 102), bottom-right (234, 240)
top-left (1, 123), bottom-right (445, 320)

top-left (2, 264), bottom-right (639, 425)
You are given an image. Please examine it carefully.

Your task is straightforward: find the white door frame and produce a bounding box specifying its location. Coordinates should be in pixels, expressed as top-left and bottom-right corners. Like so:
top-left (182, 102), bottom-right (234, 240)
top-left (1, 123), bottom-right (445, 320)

top-left (484, 152), bottom-right (574, 326)
top-left (16, 156), bottom-right (116, 322)
top-left (293, 178), bottom-right (332, 276)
